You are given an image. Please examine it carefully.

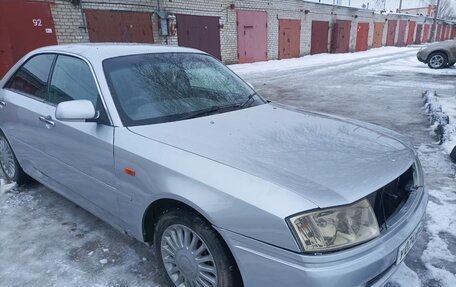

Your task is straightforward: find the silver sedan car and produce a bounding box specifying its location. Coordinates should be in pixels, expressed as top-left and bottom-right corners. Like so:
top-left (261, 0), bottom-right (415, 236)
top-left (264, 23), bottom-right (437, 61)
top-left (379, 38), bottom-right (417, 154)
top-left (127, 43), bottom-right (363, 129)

top-left (0, 44), bottom-right (427, 287)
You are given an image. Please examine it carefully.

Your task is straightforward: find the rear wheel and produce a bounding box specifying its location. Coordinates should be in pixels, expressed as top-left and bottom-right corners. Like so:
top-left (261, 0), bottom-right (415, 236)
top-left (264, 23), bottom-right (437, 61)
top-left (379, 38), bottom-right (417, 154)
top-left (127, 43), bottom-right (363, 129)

top-left (427, 52), bottom-right (448, 69)
top-left (154, 208), bottom-right (241, 287)
top-left (0, 131), bottom-right (29, 184)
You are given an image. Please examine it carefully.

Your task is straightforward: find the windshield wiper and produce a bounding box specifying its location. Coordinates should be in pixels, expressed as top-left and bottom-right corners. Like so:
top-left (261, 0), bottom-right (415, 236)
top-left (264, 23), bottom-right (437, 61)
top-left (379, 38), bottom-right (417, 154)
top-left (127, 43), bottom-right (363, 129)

top-left (180, 94), bottom-right (258, 121)
top-left (181, 103), bottom-right (242, 120)
top-left (240, 92), bottom-right (258, 108)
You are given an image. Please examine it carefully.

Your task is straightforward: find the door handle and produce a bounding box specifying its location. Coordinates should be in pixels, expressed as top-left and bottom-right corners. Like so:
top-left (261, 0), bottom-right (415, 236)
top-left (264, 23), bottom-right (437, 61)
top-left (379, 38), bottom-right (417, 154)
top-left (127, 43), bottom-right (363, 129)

top-left (0, 101), bottom-right (6, 108)
top-left (39, 115), bottom-right (55, 127)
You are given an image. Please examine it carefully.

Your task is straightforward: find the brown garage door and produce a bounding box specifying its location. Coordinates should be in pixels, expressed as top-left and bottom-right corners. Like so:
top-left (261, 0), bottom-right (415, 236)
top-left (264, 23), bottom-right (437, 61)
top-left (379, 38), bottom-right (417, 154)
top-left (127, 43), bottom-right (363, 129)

top-left (423, 24), bottom-right (430, 43)
top-left (85, 10), bottom-right (154, 43)
top-left (356, 22), bottom-right (369, 52)
top-left (437, 24), bottom-right (442, 41)
top-left (0, 0), bottom-right (57, 78)
top-left (311, 21), bottom-right (329, 55)
top-left (237, 10), bottom-right (268, 64)
top-left (386, 20), bottom-right (397, 46)
top-left (372, 22), bottom-right (384, 48)
top-left (406, 21), bottom-right (416, 45)
top-left (176, 14), bottom-right (221, 60)
top-left (397, 20), bottom-right (407, 47)
top-left (415, 24), bottom-right (423, 44)
top-left (331, 20), bottom-right (351, 53)
top-left (278, 19), bottom-right (301, 60)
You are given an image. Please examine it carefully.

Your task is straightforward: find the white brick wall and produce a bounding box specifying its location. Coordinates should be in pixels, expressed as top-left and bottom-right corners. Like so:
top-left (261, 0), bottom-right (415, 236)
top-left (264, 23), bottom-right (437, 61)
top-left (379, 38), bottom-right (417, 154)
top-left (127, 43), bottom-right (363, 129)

top-left (49, 0), bottom-right (435, 64)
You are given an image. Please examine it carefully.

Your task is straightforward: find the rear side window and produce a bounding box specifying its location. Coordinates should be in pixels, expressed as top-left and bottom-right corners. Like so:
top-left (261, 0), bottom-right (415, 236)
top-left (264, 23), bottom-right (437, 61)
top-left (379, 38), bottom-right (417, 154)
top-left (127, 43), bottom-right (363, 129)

top-left (48, 55), bottom-right (99, 107)
top-left (5, 54), bottom-right (55, 100)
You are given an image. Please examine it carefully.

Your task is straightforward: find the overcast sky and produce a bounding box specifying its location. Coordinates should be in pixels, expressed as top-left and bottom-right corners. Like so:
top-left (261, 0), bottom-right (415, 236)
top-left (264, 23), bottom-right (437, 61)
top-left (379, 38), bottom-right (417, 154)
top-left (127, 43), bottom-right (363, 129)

top-left (306, 0), bottom-right (453, 12)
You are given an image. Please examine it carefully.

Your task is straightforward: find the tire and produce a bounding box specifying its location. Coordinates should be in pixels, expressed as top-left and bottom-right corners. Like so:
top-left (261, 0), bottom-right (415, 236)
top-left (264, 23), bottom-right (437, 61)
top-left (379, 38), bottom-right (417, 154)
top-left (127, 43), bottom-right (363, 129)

top-left (427, 51), bottom-right (448, 69)
top-left (154, 208), bottom-right (242, 287)
top-left (0, 131), bottom-right (29, 185)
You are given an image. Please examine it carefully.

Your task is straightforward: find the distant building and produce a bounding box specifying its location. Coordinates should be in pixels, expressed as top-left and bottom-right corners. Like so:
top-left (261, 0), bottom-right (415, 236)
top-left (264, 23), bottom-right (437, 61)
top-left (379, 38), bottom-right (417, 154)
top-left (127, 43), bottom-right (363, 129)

top-left (399, 5), bottom-right (435, 17)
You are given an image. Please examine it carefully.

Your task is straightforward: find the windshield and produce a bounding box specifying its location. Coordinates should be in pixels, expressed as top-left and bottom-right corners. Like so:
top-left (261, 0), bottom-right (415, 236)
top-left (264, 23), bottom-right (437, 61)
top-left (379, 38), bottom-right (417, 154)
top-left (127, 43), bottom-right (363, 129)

top-left (103, 53), bottom-right (264, 126)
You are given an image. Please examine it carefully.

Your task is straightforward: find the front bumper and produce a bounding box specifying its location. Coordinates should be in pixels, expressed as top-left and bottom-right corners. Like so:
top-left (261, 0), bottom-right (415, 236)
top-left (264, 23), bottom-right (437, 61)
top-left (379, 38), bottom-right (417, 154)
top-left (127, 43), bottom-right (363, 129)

top-left (417, 51), bottom-right (427, 63)
top-left (216, 187), bottom-right (428, 287)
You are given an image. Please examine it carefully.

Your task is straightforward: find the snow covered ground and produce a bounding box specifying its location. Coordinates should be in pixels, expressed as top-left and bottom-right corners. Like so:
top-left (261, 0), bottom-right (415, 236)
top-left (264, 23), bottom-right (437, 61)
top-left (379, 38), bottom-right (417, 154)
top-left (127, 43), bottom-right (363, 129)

top-left (1, 46), bottom-right (456, 286)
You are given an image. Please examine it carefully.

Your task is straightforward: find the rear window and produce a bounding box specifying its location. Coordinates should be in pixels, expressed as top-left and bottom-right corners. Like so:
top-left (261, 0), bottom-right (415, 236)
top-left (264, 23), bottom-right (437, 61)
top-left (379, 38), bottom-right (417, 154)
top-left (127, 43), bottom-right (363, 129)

top-left (5, 54), bottom-right (55, 100)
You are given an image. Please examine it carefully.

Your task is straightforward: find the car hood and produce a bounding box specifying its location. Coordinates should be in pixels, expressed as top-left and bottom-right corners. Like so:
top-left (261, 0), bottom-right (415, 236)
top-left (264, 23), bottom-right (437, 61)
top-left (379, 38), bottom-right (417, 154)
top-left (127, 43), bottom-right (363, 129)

top-left (128, 104), bottom-right (415, 208)
top-left (424, 40), bottom-right (456, 50)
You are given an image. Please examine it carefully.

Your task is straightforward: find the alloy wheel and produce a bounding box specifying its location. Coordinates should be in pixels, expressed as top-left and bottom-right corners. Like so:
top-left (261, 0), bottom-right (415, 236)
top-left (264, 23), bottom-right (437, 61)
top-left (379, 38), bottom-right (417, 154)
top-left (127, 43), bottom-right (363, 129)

top-left (161, 224), bottom-right (218, 287)
top-left (429, 54), bottom-right (445, 68)
top-left (0, 136), bottom-right (16, 179)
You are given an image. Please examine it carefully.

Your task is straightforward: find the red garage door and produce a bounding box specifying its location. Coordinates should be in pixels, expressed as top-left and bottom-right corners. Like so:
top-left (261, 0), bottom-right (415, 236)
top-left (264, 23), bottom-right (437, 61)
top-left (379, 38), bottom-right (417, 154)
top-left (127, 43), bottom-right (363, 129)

top-left (386, 20), bottom-right (397, 46)
top-left (415, 24), bottom-right (423, 44)
top-left (356, 22), bottom-right (369, 52)
top-left (444, 25), bottom-right (450, 40)
top-left (437, 24), bottom-right (442, 41)
top-left (372, 22), bottom-right (384, 48)
top-left (331, 20), bottom-right (351, 53)
top-left (311, 21), bottom-right (329, 55)
top-left (0, 0), bottom-right (57, 78)
top-left (237, 10), bottom-right (268, 63)
top-left (85, 10), bottom-right (154, 43)
top-left (176, 14), bottom-right (221, 60)
top-left (406, 21), bottom-right (416, 45)
top-left (423, 24), bottom-right (430, 43)
top-left (397, 20), bottom-right (407, 47)
top-left (278, 19), bottom-right (301, 59)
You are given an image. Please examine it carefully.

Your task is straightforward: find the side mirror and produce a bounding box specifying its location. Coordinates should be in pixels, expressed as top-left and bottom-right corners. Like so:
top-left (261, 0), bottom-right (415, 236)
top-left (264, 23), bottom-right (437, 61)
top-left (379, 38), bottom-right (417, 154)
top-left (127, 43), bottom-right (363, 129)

top-left (55, 100), bottom-right (97, 122)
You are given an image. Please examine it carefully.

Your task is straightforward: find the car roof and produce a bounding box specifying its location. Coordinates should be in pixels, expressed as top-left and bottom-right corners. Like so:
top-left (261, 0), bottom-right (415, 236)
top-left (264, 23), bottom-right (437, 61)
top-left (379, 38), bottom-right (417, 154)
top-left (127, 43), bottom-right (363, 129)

top-left (31, 43), bottom-right (207, 62)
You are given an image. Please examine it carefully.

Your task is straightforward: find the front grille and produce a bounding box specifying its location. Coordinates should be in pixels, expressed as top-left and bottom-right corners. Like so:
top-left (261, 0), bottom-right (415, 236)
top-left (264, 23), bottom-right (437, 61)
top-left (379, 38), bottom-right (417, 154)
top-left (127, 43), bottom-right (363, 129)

top-left (367, 165), bottom-right (414, 230)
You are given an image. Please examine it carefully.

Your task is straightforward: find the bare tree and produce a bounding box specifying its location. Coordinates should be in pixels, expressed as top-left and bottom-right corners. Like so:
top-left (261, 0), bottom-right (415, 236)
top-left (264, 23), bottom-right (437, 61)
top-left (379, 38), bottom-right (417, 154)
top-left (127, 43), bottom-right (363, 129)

top-left (428, 0), bottom-right (455, 19)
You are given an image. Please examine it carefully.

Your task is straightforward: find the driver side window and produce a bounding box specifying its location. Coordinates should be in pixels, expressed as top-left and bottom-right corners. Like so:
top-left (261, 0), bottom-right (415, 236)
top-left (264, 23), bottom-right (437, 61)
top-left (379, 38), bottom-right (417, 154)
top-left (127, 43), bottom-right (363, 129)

top-left (49, 55), bottom-right (99, 107)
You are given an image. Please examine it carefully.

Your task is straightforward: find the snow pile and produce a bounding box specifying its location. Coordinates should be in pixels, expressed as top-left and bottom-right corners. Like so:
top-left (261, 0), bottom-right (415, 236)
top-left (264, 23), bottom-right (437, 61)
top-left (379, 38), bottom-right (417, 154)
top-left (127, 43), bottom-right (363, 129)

top-left (423, 91), bottom-right (456, 153)
top-left (390, 263), bottom-right (422, 287)
top-left (229, 47), bottom-right (417, 75)
top-left (415, 144), bottom-right (456, 286)
top-left (0, 179), bottom-right (16, 194)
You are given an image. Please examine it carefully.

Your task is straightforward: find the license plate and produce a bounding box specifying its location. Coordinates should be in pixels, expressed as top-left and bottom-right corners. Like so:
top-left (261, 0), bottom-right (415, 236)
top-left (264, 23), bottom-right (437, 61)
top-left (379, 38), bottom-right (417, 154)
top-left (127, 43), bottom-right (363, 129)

top-left (396, 222), bottom-right (423, 264)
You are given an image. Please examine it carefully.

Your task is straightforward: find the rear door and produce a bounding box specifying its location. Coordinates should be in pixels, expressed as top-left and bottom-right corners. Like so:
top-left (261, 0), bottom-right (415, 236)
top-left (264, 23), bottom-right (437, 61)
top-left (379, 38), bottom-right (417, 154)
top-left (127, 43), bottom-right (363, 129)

top-left (40, 54), bottom-right (118, 217)
top-left (0, 54), bottom-right (55, 177)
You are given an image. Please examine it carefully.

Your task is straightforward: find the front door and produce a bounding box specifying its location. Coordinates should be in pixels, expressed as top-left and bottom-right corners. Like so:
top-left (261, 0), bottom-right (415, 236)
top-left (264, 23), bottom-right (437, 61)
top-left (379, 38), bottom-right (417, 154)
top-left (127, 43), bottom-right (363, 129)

top-left (40, 54), bottom-right (117, 218)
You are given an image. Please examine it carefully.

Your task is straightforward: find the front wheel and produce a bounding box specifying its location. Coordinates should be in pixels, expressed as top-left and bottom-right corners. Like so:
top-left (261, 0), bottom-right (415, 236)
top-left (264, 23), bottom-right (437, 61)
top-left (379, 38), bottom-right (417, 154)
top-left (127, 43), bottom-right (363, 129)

top-left (427, 52), bottom-right (448, 69)
top-left (154, 208), bottom-right (242, 287)
top-left (0, 131), bottom-right (29, 184)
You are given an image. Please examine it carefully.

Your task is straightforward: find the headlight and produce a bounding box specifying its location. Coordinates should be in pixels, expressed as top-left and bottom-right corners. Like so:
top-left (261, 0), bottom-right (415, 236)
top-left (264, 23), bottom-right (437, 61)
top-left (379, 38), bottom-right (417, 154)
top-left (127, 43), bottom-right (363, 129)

top-left (413, 157), bottom-right (424, 188)
top-left (288, 199), bottom-right (380, 253)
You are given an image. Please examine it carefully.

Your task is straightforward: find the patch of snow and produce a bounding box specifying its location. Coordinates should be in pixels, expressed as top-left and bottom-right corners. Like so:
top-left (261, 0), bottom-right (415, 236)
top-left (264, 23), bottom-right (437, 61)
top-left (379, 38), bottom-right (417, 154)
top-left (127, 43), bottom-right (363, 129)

top-left (390, 263), bottom-right (422, 287)
top-left (99, 259), bottom-right (108, 265)
top-left (229, 47), bottom-right (418, 75)
top-left (423, 91), bottom-right (456, 152)
top-left (88, 251), bottom-right (94, 256)
top-left (0, 179), bottom-right (16, 194)
top-left (415, 144), bottom-right (456, 286)
top-left (103, 248), bottom-right (109, 252)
